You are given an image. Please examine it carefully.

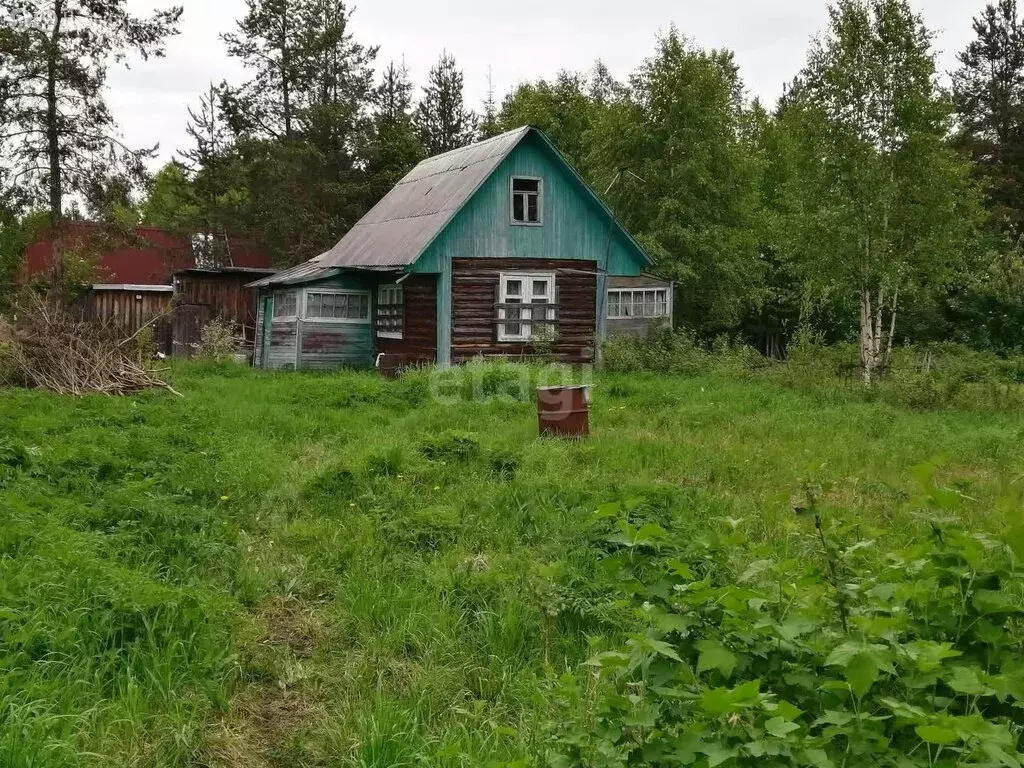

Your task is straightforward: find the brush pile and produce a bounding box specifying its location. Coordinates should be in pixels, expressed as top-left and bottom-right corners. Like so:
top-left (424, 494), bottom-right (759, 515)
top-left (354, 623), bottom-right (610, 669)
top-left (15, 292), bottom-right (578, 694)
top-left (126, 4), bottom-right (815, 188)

top-left (0, 293), bottom-right (179, 396)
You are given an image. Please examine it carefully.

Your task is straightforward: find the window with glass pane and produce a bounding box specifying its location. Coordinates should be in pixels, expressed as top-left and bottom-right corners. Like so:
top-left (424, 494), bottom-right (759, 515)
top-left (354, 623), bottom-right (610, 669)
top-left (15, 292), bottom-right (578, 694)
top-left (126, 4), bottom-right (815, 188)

top-left (304, 291), bottom-right (369, 321)
top-left (511, 178), bottom-right (542, 224)
top-left (499, 272), bottom-right (555, 342)
top-left (621, 292), bottom-right (634, 317)
top-left (607, 292), bottom-right (621, 318)
top-left (273, 291), bottom-right (297, 319)
top-left (377, 285), bottom-right (404, 339)
top-left (607, 288), bottom-right (669, 320)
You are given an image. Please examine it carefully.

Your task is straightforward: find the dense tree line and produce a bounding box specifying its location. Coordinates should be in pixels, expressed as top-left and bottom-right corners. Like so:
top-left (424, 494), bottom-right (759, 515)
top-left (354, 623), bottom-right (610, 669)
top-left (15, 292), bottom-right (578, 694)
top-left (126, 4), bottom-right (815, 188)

top-left (3, 0), bottom-right (1024, 363)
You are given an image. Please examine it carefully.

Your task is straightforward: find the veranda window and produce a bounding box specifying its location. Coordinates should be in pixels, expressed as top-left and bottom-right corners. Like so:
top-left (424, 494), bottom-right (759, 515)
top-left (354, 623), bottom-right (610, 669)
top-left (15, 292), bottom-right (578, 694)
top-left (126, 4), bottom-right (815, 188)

top-left (304, 291), bottom-right (370, 322)
top-left (607, 288), bottom-right (669, 319)
top-left (273, 291), bottom-right (298, 320)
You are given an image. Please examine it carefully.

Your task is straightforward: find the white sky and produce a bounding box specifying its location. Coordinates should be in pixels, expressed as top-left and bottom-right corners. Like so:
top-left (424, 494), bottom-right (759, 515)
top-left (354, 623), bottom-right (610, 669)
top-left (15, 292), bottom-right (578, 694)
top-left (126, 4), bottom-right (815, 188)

top-left (108, 0), bottom-right (983, 167)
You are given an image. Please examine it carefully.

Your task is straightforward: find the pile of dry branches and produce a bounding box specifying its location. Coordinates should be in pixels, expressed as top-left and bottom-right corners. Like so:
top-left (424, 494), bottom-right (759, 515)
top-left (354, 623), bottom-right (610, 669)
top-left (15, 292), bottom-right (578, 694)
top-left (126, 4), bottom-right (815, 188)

top-left (0, 294), bottom-right (179, 396)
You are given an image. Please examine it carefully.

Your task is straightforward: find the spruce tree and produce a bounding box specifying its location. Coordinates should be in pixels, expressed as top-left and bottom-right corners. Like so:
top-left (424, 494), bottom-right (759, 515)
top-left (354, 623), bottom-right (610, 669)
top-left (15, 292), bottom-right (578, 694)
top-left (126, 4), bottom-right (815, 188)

top-left (953, 0), bottom-right (1024, 233)
top-left (479, 67), bottom-right (502, 139)
top-left (369, 60), bottom-right (424, 190)
top-left (414, 53), bottom-right (478, 155)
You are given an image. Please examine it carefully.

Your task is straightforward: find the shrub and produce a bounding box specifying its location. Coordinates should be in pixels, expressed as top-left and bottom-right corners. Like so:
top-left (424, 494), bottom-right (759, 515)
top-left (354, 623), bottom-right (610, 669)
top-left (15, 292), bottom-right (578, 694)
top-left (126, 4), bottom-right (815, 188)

top-left (546, 474), bottom-right (1024, 768)
top-left (603, 329), bottom-right (769, 377)
top-left (197, 318), bottom-right (242, 361)
top-left (603, 329), bottom-right (712, 376)
top-left (0, 340), bottom-right (22, 386)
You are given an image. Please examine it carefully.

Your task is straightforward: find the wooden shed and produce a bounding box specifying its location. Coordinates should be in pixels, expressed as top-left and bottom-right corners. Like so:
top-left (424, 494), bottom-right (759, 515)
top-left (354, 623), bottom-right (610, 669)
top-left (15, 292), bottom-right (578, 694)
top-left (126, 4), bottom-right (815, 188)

top-left (249, 126), bottom-right (659, 371)
top-left (171, 267), bottom-right (277, 357)
top-left (73, 284), bottom-right (175, 354)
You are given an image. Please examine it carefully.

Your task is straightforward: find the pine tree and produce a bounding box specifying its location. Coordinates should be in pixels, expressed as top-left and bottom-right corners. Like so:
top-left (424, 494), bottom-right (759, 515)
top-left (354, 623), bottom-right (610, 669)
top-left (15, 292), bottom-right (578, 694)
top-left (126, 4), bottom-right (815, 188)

top-left (377, 60), bottom-right (415, 124)
top-left (167, 83), bottom-right (245, 259)
top-left (215, 0), bottom-right (379, 265)
top-left (221, 0), bottom-right (303, 140)
top-left (0, 0), bottom-right (181, 291)
top-left (181, 83), bottom-right (233, 172)
top-left (295, 0), bottom-right (376, 158)
top-left (953, 0), bottom-right (1024, 233)
top-left (414, 52), bottom-right (478, 155)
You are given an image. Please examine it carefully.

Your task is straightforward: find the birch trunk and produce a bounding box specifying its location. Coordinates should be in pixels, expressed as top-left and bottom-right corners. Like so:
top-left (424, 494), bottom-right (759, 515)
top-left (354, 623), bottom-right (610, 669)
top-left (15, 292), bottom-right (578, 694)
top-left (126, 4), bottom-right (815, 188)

top-left (859, 283), bottom-right (874, 385)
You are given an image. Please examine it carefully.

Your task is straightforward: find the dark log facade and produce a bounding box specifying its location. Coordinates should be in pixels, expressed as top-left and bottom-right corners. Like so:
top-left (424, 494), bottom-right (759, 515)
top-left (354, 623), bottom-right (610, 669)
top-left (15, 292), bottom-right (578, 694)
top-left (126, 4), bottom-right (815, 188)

top-left (451, 258), bottom-right (597, 364)
top-left (375, 274), bottom-right (438, 367)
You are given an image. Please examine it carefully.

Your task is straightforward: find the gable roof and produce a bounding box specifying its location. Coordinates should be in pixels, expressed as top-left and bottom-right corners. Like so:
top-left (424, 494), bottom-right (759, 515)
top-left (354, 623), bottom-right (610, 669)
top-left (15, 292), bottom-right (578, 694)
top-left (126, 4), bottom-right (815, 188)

top-left (250, 126), bottom-right (651, 288)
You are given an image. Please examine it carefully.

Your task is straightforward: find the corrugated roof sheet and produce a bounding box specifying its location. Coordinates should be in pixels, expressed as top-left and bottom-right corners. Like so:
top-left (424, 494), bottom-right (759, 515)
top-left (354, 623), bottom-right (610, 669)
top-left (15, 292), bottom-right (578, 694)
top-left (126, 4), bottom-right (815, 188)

top-left (249, 128), bottom-right (529, 288)
top-left (249, 125), bottom-right (652, 289)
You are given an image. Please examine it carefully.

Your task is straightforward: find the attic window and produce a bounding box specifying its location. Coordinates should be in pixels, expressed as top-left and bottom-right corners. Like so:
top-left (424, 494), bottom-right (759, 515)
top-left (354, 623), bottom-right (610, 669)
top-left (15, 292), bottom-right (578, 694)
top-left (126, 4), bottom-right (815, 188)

top-left (511, 177), bottom-right (542, 225)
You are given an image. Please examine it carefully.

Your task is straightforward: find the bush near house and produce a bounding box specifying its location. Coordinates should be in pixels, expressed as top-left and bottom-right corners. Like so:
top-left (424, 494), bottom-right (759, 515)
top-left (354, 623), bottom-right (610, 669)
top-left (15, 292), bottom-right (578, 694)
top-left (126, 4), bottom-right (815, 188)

top-left (0, 362), bottom-right (1022, 767)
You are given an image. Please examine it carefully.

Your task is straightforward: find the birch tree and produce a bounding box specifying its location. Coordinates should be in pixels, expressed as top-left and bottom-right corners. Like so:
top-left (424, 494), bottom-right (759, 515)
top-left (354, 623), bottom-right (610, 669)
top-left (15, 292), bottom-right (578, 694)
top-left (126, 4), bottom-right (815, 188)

top-left (783, 0), bottom-right (981, 383)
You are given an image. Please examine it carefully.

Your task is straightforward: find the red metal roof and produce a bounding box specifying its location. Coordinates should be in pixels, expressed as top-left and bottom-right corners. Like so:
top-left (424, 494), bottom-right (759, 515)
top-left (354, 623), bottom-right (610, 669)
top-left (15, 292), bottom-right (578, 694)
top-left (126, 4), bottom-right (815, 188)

top-left (20, 223), bottom-right (271, 286)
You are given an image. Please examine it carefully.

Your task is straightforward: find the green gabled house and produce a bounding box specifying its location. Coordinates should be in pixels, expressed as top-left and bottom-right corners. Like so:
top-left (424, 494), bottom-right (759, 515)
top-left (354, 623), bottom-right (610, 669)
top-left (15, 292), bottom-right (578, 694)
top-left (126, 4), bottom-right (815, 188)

top-left (248, 126), bottom-right (672, 370)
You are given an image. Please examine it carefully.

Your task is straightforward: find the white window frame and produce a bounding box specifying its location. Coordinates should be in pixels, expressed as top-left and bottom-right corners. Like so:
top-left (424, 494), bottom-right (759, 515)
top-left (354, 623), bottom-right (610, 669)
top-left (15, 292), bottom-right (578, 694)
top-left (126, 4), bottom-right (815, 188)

top-left (376, 284), bottom-right (404, 340)
top-left (272, 290), bottom-right (298, 321)
top-left (302, 288), bottom-right (372, 324)
top-left (498, 272), bottom-right (556, 343)
top-left (510, 176), bottom-right (543, 226)
top-left (607, 288), bottom-right (670, 320)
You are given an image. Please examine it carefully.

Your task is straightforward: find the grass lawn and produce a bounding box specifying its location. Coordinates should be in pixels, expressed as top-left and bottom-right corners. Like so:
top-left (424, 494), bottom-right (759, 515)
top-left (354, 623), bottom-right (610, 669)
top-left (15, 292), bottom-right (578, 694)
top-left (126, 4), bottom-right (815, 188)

top-left (1, 362), bottom-right (1022, 767)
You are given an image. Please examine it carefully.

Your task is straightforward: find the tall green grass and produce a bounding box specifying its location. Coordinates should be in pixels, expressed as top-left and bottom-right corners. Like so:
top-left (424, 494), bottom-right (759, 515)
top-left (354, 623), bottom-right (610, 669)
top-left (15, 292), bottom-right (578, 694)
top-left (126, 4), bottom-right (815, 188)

top-left (1, 361), bottom-right (1022, 765)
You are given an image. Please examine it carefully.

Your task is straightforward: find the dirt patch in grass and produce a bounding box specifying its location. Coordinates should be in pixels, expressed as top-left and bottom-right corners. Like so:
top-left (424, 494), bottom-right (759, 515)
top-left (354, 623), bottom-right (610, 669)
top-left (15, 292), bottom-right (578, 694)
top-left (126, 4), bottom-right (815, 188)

top-left (199, 685), bottom-right (321, 768)
top-left (263, 596), bottom-right (319, 659)
top-left (199, 598), bottom-right (327, 766)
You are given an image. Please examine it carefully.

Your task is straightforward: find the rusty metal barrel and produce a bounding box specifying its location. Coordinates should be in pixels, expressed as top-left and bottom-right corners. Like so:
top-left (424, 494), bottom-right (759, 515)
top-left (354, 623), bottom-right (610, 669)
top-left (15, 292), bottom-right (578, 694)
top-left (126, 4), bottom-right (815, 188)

top-left (537, 385), bottom-right (592, 438)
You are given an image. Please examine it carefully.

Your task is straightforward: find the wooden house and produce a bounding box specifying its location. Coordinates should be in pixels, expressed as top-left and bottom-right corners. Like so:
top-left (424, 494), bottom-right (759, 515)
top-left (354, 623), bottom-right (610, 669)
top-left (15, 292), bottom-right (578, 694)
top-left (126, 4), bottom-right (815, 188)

top-left (248, 126), bottom-right (672, 370)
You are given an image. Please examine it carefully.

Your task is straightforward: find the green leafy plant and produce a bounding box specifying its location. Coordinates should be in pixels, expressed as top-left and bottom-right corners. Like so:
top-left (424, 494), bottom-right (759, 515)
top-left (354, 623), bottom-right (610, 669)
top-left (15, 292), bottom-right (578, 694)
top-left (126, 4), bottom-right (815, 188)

top-left (547, 470), bottom-right (1024, 768)
top-left (197, 318), bottom-right (242, 361)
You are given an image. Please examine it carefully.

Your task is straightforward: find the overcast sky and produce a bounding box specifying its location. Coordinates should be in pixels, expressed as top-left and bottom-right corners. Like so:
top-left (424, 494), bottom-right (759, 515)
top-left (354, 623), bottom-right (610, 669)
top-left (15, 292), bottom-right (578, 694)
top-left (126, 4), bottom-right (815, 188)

top-left (108, 0), bottom-right (984, 167)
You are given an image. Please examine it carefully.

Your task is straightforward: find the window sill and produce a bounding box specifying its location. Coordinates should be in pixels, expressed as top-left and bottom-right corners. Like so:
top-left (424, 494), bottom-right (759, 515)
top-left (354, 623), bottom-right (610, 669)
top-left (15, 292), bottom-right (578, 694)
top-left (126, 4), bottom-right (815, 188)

top-left (510, 221), bottom-right (544, 228)
top-left (608, 316), bottom-right (670, 320)
top-left (302, 317), bottom-right (372, 325)
top-left (377, 332), bottom-right (404, 340)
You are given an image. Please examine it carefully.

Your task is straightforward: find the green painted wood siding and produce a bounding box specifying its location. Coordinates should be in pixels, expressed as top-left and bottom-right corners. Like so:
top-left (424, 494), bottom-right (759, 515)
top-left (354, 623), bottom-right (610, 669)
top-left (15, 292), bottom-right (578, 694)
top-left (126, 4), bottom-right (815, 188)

top-left (254, 296), bottom-right (265, 364)
top-left (265, 320), bottom-right (299, 370)
top-left (298, 274), bottom-right (375, 370)
top-left (257, 274), bottom-right (377, 371)
top-left (413, 132), bottom-right (644, 277)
